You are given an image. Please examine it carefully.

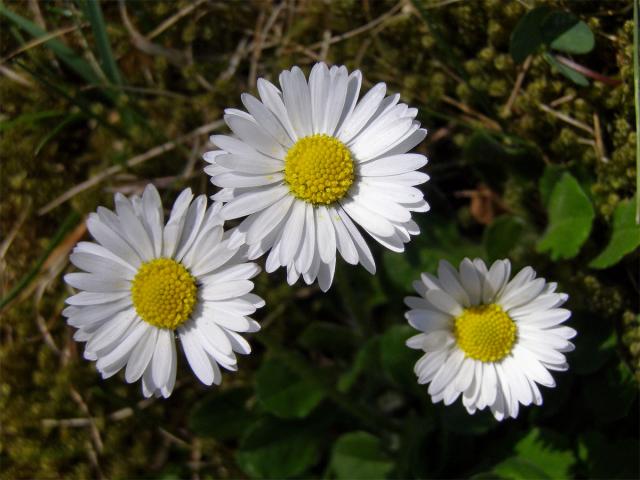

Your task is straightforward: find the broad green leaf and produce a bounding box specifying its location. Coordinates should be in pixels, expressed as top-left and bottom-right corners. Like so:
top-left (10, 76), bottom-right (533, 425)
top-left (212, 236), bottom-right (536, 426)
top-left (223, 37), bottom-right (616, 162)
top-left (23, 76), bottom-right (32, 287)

top-left (543, 52), bottom-right (589, 86)
top-left (237, 417), bottom-right (322, 479)
top-left (484, 215), bottom-right (526, 262)
top-left (510, 6), bottom-right (553, 63)
top-left (589, 198), bottom-right (640, 268)
top-left (379, 325), bottom-right (419, 388)
top-left (255, 357), bottom-right (325, 419)
top-left (493, 428), bottom-right (575, 479)
top-left (539, 11), bottom-right (582, 44)
top-left (538, 164), bottom-right (566, 207)
top-left (298, 322), bottom-right (356, 357)
top-left (330, 432), bottom-right (393, 480)
top-left (188, 388), bottom-right (256, 440)
top-left (492, 457), bottom-right (551, 479)
top-left (550, 20), bottom-right (594, 54)
top-left (537, 172), bottom-right (594, 260)
top-left (510, 8), bottom-right (593, 64)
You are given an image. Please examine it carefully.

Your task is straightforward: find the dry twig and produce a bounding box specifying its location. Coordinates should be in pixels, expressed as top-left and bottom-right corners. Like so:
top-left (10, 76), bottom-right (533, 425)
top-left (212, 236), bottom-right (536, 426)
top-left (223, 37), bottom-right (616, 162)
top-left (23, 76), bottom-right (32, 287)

top-left (38, 120), bottom-right (225, 215)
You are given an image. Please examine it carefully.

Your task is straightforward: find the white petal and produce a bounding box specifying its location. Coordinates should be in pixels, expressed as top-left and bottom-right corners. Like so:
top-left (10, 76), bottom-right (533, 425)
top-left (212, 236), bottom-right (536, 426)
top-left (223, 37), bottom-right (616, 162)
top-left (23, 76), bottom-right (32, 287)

top-left (336, 203), bottom-right (376, 275)
top-left (278, 200), bottom-right (306, 266)
top-left (315, 206), bottom-right (337, 264)
top-left (64, 272), bottom-right (129, 292)
top-left (179, 326), bottom-right (215, 385)
top-left (152, 329), bottom-right (175, 389)
top-left (338, 82), bottom-right (386, 143)
top-left (86, 214), bottom-right (141, 268)
top-left (358, 154), bottom-right (427, 176)
top-left (162, 188), bottom-right (193, 258)
top-left (125, 327), bottom-right (158, 383)
top-left (340, 199), bottom-right (395, 238)
top-left (241, 93), bottom-right (293, 147)
top-left (220, 185), bottom-right (289, 220)
top-left (225, 113), bottom-right (286, 159)
top-left (425, 289), bottom-right (463, 316)
top-left (202, 280), bottom-right (254, 301)
top-left (114, 194), bottom-right (154, 261)
top-left (215, 152), bottom-right (283, 175)
top-left (257, 78), bottom-right (298, 142)
top-left (280, 67), bottom-right (313, 138)
top-left (328, 206), bottom-right (358, 265)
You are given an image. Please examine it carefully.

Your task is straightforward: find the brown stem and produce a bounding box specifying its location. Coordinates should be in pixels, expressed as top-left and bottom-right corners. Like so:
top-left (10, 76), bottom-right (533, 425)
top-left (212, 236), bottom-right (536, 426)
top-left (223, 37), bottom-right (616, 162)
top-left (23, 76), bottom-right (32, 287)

top-left (555, 55), bottom-right (622, 86)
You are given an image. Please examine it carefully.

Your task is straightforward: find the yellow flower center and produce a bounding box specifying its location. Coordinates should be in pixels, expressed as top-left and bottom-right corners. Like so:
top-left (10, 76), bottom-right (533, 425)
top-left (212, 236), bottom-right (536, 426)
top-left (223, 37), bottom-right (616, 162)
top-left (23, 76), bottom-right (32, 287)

top-left (131, 258), bottom-right (197, 330)
top-left (453, 304), bottom-right (517, 362)
top-left (284, 134), bottom-right (354, 205)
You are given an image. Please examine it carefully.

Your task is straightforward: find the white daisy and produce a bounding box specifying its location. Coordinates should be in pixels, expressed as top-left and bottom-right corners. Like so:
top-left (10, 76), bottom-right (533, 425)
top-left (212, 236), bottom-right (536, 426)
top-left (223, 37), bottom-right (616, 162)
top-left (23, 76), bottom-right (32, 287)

top-left (63, 185), bottom-right (263, 398)
top-left (405, 258), bottom-right (576, 420)
top-left (204, 62), bottom-right (429, 291)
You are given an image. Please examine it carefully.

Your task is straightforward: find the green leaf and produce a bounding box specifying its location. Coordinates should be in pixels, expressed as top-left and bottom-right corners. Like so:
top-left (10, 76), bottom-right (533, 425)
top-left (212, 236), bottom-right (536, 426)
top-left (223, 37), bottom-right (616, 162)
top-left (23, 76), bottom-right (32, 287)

top-left (550, 20), bottom-right (594, 54)
top-left (298, 322), bottom-right (356, 357)
top-left (237, 417), bottom-right (322, 479)
top-left (537, 172), bottom-right (594, 260)
top-left (543, 52), bottom-right (589, 86)
top-left (188, 388), bottom-right (256, 440)
top-left (379, 325), bottom-right (419, 388)
top-left (510, 6), bottom-right (553, 63)
top-left (492, 457), bottom-right (551, 479)
top-left (330, 432), bottom-right (393, 480)
top-left (492, 428), bottom-right (575, 479)
top-left (539, 164), bottom-right (566, 207)
top-left (255, 357), bottom-right (325, 419)
top-left (510, 8), bottom-right (594, 64)
top-left (484, 215), bottom-right (526, 262)
top-left (589, 197), bottom-right (640, 268)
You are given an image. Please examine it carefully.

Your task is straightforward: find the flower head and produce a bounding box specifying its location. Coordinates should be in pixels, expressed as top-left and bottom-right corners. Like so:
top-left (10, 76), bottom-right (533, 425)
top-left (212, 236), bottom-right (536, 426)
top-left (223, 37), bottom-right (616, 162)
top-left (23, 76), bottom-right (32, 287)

top-left (405, 258), bottom-right (575, 420)
top-left (205, 63), bottom-right (429, 291)
top-left (64, 185), bottom-right (263, 398)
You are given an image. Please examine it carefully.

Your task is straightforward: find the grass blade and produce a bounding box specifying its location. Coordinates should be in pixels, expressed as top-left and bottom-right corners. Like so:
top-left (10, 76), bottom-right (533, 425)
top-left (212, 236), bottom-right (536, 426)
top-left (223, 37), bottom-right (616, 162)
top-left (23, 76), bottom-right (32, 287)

top-left (78, 0), bottom-right (123, 86)
top-left (0, 3), bottom-right (101, 84)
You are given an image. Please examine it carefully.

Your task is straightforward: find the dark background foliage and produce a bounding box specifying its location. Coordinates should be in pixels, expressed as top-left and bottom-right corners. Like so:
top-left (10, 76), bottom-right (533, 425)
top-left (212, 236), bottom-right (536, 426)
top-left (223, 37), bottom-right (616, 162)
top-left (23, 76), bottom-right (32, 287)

top-left (0, 0), bottom-right (638, 479)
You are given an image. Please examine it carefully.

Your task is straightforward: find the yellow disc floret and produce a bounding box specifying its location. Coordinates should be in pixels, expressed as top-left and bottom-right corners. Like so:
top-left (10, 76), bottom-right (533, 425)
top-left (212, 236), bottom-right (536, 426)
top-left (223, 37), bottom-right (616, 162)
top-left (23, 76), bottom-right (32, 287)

top-left (131, 258), bottom-right (197, 330)
top-left (284, 134), bottom-right (354, 205)
top-left (453, 304), bottom-right (517, 362)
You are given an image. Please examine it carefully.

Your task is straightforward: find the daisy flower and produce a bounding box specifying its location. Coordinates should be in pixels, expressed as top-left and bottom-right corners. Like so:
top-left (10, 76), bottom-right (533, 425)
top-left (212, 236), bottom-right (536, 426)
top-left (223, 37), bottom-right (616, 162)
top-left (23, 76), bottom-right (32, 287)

top-left (405, 258), bottom-right (575, 420)
top-left (204, 62), bottom-right (429, 291)
top-left (63, 185), bottom-right (263, 398)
